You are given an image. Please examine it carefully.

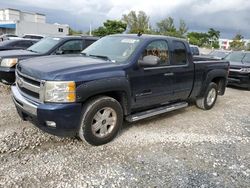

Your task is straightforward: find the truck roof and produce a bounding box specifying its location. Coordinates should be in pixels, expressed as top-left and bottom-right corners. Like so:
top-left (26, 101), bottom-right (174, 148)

top-left (110, 34), bottom-right (187, 42)
top-left (43, 35), bottom-right (99, 40)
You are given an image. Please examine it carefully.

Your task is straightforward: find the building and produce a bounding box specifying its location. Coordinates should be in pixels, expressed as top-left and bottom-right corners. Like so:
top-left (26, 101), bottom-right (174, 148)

top-left (219, 38), bottom-right (250, 50)
top-left (0, 8), bottom-right (69, 36)
top-left (219, 39), bottom-right (232, 50)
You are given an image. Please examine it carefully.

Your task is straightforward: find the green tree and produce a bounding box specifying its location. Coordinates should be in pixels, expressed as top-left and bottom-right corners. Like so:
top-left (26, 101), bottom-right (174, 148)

top-left (156, 17), bottom-right (176, 34)
top-left (187, 32), bottom-right (210, 47)
top-left (178, 19), bottom-right (188, 37)
top-left (156, 17), bottom-right (188, 38)
top-left (122, 11), bottom-right (150, 34)
top-left (92, 20), bottom-right (127, 37)
top-left (246, 43), bottom-right (250, 51)
top-left (230, 33), bottom-right (245, 50)
top-left (69, 27), bottom-right (83, 35)
top-left (208, 28), bottom-right (220, 49)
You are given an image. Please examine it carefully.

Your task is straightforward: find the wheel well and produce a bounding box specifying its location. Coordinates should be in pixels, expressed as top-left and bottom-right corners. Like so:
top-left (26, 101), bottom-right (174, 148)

top-left (84, 91), bottom-right (130, 115)
top-left (211, 77), bottom-right (226, 95)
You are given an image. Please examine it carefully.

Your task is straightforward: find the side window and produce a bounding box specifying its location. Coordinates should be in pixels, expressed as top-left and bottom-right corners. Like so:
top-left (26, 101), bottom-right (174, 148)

top-left (142, 40), bottom-right (169, 65)
top-left (15, 41), bottom-right (33, 48)
top-left (172, 41), bottom-right (188, 65)
top-left (85, 39), bottom-right (96, 48)
top-left (59, 40), bottom-right (83, 54)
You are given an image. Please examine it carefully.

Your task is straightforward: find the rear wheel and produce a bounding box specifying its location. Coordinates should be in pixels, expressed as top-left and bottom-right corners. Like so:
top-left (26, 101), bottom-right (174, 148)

top-left (78, 96), bottom-right (123, 146)
top-left (196, 82), bottom-right (218, 110)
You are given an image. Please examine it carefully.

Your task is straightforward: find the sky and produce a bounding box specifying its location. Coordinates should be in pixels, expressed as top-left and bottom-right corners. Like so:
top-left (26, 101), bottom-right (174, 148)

top-left (1, 0), bottom-right (250, 39)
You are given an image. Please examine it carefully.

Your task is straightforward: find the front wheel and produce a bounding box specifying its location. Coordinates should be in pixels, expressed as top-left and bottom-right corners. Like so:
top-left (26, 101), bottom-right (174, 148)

top-left (78, 96), bottom-right (123, 146)
top-left (196, 82), bottom-right (218, 110)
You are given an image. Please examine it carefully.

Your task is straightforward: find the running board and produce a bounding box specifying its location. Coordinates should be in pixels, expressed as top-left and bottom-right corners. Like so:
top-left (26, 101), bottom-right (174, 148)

top-left (126, 102), bottom-right (188, 122)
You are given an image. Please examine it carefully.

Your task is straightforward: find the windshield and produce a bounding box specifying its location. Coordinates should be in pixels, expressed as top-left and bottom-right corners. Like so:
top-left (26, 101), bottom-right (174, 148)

top-left (210, 51), bottom-right (230, 58)
top-left (82, 36), bottom-right (142, 63)
top-left (27, 37), bottom-right (61, 54)
top-left (242, 53), bottom-right (250, 64)
top-left (224, 51), bottom-right (245, 62)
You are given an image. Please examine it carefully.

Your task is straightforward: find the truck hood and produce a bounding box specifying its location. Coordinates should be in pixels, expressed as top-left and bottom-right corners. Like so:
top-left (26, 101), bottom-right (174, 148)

top-left (18, 55), bottom-right (122, 81)
top-left (229, 61), bottom-right (250, 68)
top-left (0, 49), bottom-right (38, 58)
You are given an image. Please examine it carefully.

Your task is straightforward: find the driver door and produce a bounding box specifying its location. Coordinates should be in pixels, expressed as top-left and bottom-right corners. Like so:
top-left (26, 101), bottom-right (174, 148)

top-left (129, 39), bottom-right (174, 109)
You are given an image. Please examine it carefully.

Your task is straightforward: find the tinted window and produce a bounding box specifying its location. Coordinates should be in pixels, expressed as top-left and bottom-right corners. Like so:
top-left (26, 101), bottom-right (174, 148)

top-left (190, 46), bottom-right (199, 55)
top-left (242, 53), bottom-right (250, 64)
top-left (85, 39), bottom-right (97, 48)
top-left (142, 40), bottom-right (169, 65)
top-left (172, 41), bottom-right (187, 65)
top-left (23, 35), bottom-right (43, 39)
top-left (59, 40), bottom-right (83, 54)
top-left (27, 37), bottom-right (62, 54)
top-left (31, 36), bottom-right (43, 39)
top-left (14, 41), bottom-right (33, 48)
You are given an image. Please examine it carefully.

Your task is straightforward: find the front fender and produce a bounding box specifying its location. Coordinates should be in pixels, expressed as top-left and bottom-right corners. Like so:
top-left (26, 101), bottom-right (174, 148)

top-left (76, 76), bottom-right (131, 103)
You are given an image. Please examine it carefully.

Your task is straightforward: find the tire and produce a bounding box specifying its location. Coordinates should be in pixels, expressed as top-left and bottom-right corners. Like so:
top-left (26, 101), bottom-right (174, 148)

top-left (78, 96), bottom-right (123, 146)
top-left (196, 82), bottom-right (218, 110)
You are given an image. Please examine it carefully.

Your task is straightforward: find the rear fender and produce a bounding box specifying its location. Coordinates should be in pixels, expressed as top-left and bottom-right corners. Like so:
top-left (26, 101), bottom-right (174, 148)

top-left (198, 69), bottom-right (227, 97)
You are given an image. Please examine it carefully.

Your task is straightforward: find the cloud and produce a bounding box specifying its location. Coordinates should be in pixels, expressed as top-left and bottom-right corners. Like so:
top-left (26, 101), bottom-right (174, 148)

top-left (1, 0), bottom-right (250, 38)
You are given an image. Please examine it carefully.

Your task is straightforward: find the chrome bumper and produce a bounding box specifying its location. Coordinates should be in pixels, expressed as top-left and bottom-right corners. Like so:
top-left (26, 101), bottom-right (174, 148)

top-left (11, 85), bottom-right (38, 116)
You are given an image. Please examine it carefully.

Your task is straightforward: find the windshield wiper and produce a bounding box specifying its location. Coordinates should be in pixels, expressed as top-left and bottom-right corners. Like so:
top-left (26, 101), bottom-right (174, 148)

top-left (90, 54), bottom-right (111, 61)
top-left (82, 53), bottom-right (111, 61)
top-left (27, 49), bottom-right (38, 53)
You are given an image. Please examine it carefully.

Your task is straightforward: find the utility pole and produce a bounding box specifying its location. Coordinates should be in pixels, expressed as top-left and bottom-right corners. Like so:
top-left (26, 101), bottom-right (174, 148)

top-left (89, 23), bottom-right (92, 36)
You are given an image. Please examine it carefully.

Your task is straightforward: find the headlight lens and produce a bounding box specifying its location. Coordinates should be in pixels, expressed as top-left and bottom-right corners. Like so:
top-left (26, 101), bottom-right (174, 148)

top-left (0, 58), bottom-right (18, 67)
top-left (240, 68), bottom-right (250, 73)
top-left (44, 81), bottom-right (76, 103)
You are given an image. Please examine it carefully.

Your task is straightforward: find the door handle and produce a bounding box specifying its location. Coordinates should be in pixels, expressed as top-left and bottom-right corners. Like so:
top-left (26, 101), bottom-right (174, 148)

top-left (164, 72), bottom-right (174, 76)
top-left (136, 90), bottom-right (152, 97)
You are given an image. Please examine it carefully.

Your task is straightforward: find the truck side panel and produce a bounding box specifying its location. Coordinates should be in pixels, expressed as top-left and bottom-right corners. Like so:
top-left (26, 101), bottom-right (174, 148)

top-left (190, 61), bottom-right (229, 99)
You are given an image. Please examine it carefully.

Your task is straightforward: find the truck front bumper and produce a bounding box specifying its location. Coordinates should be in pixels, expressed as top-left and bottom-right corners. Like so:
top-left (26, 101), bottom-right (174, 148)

top-left (11, 85), bottom-right (82, 137)
top-left (228, 72), bottom-right (250, 89)
top-left (0, 67), bottom-right (15, 84)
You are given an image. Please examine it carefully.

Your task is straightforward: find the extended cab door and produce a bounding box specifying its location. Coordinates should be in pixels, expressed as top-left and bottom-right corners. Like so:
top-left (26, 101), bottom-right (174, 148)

top-left (170, 40), bottom-right (194, 100)
top-left (130, 39), bottom-right (175, 109)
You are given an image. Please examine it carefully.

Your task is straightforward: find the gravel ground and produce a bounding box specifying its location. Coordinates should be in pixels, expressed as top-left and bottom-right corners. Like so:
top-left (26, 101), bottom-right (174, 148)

top-left (0, 83), bottom-right (249, 187)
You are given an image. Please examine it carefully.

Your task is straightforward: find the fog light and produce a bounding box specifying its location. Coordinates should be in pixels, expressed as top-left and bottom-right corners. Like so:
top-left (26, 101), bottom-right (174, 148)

top-left (46, 121), bottom-right (56, 128)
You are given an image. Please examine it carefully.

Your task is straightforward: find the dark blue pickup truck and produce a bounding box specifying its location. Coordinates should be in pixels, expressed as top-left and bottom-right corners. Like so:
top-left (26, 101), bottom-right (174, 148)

top-left (11, 34), bottom-right (229, 145)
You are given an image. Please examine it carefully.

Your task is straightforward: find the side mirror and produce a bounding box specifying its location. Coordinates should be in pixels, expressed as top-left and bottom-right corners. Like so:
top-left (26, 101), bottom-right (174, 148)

top-left (55, 50), bottom-right (64, 55)
top-left (139, 55), bottom-right (160, 67)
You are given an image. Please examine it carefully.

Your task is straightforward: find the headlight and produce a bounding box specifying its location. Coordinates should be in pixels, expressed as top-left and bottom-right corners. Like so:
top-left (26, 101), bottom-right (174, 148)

top-left (0, 58), bottom-right (18, 67)
top-left (44, 81), bottom-right (76, 103)
top-left (240, 68), bottom-right (250, 73)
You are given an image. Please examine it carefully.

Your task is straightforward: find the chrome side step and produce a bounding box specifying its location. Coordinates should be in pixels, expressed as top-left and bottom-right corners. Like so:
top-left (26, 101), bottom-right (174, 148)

top-left (126, 102), bottom-right (188, 122)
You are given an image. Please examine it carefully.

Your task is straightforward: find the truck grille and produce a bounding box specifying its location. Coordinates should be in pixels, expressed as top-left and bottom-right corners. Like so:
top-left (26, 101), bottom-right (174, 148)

top-left (16, 70), bottom-right (42, 102)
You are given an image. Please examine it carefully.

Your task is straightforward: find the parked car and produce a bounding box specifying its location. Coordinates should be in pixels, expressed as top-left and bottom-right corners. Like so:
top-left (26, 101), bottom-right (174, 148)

top-left (0, 34), bottom-right (19, 42)
top-left (225, 51), bottom-right (250, 89)
top-left (0, 39), bottom-right (38, 51)
top-left (11, 34), bottom-right (229, 146)
top-left (207, 50), bottom-right (231, 59)
top-left (190, 45), bottom-right (200, 55)
top-left (0, 36), bottom-right (99, 84)
top-left (22, 34), bottom-right (45, 40)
